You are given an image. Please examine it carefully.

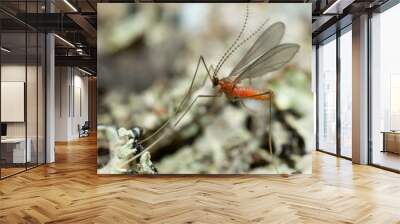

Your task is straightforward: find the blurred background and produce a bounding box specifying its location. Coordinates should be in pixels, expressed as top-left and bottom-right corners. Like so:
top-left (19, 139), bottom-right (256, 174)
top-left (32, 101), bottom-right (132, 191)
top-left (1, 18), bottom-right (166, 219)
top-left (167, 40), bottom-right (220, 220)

top-left (97, 3), bottom-right (312, 174)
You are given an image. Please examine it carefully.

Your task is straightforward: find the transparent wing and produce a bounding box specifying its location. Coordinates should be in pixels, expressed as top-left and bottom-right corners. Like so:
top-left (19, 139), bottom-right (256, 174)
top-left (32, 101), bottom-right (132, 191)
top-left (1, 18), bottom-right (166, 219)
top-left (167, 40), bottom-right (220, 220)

top-left (234, 43), bottom-right (299, 81)
top-left (229, 22), bottom-right (285, 77)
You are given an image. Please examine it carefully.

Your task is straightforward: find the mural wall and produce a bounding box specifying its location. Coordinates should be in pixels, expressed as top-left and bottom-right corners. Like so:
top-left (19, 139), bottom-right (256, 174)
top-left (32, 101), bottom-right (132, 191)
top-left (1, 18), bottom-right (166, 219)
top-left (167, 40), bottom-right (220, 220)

top-left (97, 3), bottom-right (312, 174)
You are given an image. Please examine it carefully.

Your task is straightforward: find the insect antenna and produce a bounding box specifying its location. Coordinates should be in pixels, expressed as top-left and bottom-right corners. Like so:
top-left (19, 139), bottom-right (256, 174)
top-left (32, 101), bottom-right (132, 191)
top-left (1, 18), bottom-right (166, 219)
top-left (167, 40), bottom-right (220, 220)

top-left (215, 16), bottom-right (269, 75)
top-left (214, 4), bottom-right (249, 77)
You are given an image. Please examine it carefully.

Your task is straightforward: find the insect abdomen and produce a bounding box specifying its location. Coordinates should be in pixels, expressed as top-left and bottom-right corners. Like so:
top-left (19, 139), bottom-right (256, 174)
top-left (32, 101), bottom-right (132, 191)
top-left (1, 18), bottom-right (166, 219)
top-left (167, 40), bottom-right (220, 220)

top-left (219, 80), bottom-right (270, 101)
top-left (233, 87), bottom-right (269, 100)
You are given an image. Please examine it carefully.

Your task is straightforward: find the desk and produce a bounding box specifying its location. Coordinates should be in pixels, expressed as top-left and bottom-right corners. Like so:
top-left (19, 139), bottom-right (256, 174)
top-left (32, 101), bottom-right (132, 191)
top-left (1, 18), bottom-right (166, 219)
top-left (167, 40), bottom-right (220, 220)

top-left (1, 138), bottom-right (31, 163)
top-left (382, 131), bottom-right (400, 154)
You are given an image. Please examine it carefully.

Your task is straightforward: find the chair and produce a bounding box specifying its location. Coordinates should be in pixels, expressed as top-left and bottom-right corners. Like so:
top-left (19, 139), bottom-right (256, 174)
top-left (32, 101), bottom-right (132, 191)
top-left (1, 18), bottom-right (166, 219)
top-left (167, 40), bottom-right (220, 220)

top-left (79, 121), bottom-right (90, 138)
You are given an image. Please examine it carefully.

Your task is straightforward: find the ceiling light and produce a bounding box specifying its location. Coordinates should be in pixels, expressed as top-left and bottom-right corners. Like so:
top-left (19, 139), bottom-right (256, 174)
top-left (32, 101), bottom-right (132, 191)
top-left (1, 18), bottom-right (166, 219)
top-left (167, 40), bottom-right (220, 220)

top-left (1, 47), bottom-right (11, 53)
top-left (78, 67), bottom-right (92, 76)
top-left (323, 0), bottom-right (342, 14)
top-left (63, 0), bottom-right (78, 12)
top-left (54, 34), bottom-right (75, 48)
top-left (76, 48), bottom-right (85, 55)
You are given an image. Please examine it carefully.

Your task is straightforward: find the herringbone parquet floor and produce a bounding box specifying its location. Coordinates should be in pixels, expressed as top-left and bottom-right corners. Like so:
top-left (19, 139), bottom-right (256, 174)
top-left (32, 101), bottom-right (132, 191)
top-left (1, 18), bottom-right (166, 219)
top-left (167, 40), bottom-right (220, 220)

top-left (1, 135), bottom-right (400, 224)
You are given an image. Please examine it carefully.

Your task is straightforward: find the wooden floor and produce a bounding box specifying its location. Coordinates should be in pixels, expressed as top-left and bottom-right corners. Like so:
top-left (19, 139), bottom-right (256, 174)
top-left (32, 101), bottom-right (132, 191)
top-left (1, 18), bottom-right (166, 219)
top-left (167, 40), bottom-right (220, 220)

top-left (1, 167), bottom-right (26, 178)
top-left (373, 150), bottom-right (400, 171)
top-left (0, 135), bottom-right (400, 224)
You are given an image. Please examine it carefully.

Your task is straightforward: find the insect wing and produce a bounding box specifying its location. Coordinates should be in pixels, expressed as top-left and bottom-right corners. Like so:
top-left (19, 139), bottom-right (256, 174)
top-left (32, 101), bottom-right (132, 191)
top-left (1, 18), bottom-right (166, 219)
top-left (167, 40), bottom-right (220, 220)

top-left (229, 22), bottom-right (285, 77)
top-left (235, 43), bottom-right (299, 81)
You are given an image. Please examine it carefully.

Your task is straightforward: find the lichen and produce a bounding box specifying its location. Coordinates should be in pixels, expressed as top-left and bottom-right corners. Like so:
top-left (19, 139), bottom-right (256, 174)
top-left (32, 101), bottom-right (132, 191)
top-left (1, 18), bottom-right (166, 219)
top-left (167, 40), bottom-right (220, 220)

top-left (97, 126), bottom-right (157, 174)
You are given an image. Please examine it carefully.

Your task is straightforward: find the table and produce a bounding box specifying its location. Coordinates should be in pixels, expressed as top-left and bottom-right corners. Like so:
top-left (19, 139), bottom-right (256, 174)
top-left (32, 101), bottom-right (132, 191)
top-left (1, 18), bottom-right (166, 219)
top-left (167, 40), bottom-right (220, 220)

top-left (381, 131), bottom-right (400, 154)
top-left (1, 138), bottom-right (31, 163)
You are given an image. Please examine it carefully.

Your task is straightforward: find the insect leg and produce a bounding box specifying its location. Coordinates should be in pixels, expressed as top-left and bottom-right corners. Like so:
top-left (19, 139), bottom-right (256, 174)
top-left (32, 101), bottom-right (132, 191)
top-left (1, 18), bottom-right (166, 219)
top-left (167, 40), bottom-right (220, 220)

top-left (120, 131), bottom-right (169, 168)
top-left (267, 91), bottom-right (279, 174)
top-left (200, 65), bottom-right (215, 87)
top-left (127, 93), bottom-right (221, 164)
top-left (175, 56), bottom-right (214, 113)
top-left (140, 55), bottom-right (214, 144)
top-left (238, 90), bottom-right (279, 174)
top-left (173, 93), bottom-right (221, 127)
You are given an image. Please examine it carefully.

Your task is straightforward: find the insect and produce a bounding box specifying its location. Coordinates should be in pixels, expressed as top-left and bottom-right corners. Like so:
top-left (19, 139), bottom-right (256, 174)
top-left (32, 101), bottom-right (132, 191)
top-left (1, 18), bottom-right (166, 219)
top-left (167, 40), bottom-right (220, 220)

top-left (124, 5), bottom-right (300, 173)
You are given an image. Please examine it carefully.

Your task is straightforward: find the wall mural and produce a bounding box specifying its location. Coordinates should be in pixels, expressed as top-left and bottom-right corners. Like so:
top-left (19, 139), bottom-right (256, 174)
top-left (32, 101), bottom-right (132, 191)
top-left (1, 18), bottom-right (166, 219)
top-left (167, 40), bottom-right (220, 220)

top-left (97, 3), bottom-right (312, 174)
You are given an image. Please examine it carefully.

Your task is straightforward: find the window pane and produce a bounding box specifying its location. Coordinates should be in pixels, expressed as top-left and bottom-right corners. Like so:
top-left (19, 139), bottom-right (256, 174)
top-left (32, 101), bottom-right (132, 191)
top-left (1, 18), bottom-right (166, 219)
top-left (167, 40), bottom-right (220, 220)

top-left (371, 4), bottom-right (400, 171)
top-left (340, 29), bottom-right (352, 158)
top-left (1, 31), bottom-right (28, 177)
top-left (318, 37), bottom-right (337, 154)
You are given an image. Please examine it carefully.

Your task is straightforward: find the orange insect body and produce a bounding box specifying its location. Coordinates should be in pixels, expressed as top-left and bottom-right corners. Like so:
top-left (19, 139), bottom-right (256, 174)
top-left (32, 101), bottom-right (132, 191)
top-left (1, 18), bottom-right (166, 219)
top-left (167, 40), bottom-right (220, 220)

top-left (218, 79), bottom-right (270, 101)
